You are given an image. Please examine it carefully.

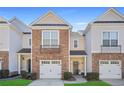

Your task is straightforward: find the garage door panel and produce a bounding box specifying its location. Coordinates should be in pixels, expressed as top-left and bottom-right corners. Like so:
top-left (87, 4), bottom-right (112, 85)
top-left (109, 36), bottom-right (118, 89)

top-left (40, 60), bottom-right (61, 79)
top-left (99, 60), bottom-right (122, 79)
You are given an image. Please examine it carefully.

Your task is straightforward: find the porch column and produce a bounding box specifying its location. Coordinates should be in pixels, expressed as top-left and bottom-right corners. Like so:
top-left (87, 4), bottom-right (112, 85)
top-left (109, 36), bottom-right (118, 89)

top-left (84, 56), bottom-right (87, 76)
top-left (18, 54), bottom-right (21, 74)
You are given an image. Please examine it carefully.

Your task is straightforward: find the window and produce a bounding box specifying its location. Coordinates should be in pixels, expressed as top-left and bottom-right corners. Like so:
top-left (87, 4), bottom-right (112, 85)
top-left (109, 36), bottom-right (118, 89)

top-left (41, 60), bottom-right (61, 64)
top-left (103, 32), bottom-right (118, 47)
top-left (42, 31), bottom-right (59, 48)
top-left (29, 39), bottom-right (31, 46)
top-left (73, 40), bottom-right (78, 48)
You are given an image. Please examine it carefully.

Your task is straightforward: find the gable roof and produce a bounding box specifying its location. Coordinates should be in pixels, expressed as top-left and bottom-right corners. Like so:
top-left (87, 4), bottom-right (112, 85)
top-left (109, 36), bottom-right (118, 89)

top-left (9, 17), bottom-right (31, 32)
top-left (0, 16), bottom-right (9, 24)
top-left (84, 8), bottom-right (124, 34)
top-left (29, 11), bottom-right (72, 28)
top-left (93, 8), bottom-right (124, 22)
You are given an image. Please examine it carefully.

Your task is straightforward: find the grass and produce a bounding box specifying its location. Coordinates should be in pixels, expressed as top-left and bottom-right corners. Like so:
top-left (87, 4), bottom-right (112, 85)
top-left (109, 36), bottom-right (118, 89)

top-left (64, 81), bottom-right (111, 86)
top-left (0, 79), bottom-right (32, 86)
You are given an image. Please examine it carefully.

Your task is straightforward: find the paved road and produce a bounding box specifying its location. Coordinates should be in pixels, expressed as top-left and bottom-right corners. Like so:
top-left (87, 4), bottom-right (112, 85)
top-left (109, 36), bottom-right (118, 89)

top-left (28, 79), bottom-right (64, 86)
top-left (102, 79), bottom-right (124, 86)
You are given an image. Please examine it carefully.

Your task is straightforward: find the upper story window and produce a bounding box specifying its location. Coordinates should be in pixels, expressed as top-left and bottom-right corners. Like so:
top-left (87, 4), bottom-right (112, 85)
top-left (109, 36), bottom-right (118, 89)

top-left (73, 40), bottom-right (78, 48)
top-left (42, 30), bottom-right (59, 48)
top-left (103, 32), bottom-right (118, 47)
top-left (29, 39), bottom-right (31, 46)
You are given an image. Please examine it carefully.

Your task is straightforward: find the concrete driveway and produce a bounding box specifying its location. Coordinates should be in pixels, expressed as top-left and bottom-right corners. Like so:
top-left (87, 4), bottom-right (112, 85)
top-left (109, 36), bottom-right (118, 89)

top-left (28, 79), bottom-right (64, 86)
top-left (102, 79), bottom-right (124, 86)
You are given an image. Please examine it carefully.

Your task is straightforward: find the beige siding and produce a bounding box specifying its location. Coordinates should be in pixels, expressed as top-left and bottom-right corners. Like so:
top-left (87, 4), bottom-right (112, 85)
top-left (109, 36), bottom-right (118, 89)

top-left (22, 34), bottom-right (31, 48)
top-left (91, 23), bottom-right (124, 53)
top-left (96, 9), bottom-right (124, 21)
top-left (70, 32), bottom-right (85, 50)
top-left (34, 12), bottom-right (66, 24)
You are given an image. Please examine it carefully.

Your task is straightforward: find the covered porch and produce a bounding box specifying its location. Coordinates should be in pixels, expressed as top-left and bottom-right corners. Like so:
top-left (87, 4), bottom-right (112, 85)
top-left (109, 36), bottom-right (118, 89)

top-left (17, 48), bottom-right (31, 74)
top-left (70, 50), bottom-right (87, 76)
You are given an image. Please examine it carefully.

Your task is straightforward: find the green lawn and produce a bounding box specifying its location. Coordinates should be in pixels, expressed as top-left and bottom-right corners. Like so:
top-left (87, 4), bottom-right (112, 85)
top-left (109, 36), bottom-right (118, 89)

top-left (64, 81), bottom-right (111, 86)
top-left (0, 79), bottom-right (32, 86)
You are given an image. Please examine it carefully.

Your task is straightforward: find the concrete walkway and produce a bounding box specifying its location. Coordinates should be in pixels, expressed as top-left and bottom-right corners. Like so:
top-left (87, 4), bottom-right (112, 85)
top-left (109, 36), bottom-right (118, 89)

top-left (102, 79), bottom-right (124, 86)
top-left (28, 79), bottom-right (64, 86)
top-left (64, 75), bottom-right (87, 83)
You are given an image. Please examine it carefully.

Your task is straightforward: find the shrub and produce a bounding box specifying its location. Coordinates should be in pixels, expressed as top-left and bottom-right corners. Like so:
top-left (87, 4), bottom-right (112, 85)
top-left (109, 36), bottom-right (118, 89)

top-left (85, 72), bottom-right (99, 81)
top-left (64, 72), bottom-right (73, 80)
top-left (21, 71), bottom-right (29, 79)
top-left (0, 70), bottom-right (9, 78)
top-left (29, 73), bottom-right (37, 80)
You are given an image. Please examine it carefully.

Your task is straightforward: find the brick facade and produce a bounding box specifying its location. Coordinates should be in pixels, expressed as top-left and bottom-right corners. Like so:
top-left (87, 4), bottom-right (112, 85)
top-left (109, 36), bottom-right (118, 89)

top-left (92, 53), bottom-right (124, 78)
top-left (0, 51), bottom-right (9, 70)
top-left (32, 29), bottom-right (69, 79)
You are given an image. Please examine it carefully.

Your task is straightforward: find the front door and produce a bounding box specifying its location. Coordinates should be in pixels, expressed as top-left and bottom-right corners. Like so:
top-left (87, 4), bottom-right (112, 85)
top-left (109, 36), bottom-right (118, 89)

top-left (73, 61), bottom-right (79, 75)
top-left (27, 59), bottom-right (31, 73)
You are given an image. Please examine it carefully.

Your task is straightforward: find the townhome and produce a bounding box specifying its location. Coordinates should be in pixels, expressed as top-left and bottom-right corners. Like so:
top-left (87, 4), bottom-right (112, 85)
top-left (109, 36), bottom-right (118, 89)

top-left (84, 8), bottom-right (124, 79)
top-left (29, 11), bottom-right (72, 79)
top-left (70, 32), bottom-right (87, 76)
top-left (0, 17), bottom-right (25, 76)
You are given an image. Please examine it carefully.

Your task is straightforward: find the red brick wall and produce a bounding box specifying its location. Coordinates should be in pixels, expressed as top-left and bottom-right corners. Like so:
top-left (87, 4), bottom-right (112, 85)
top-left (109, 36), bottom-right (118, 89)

top-left (92, 53), bottom-right (124, 78)
top-left (0, 51), bottom-right (9, 70)
top-left (32, 29), bottom-right (69, 79)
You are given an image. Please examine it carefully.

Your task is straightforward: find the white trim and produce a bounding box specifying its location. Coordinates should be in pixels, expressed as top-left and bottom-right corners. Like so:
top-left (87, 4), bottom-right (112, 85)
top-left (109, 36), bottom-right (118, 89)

top-left (71, 61), bottom-right (73, 74)
top-left (99, 60), bottom-right (121, 62)
top-left (84, 56), bottom-right (87, 76)
top-left (18, 54), bottom-right (21, 74)
top-left (42, 30), bottom-right (59, 48)
top-left (68, 29), bottom-right (71, 72)
top-left (17, 53), bottom-right (31, 55)
top-left (0, 57), bottom-right (3, 70)
top-left (31, 29), bottom-right (32, 73)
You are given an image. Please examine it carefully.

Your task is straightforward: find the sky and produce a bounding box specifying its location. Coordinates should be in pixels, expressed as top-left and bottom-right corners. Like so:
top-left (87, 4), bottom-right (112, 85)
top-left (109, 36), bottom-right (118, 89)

top-left (0, 7), bottom-right (124, 31)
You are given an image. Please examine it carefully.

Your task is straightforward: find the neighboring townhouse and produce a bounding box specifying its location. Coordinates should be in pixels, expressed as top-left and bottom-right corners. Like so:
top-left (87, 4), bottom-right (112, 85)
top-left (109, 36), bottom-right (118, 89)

top-left (84, 8), bottom-right (124, 79)
top-left (29, 11), bottom-right (72, 79)
top-left (1, 8), bottom-right (124, 80)
top-left (70, 32), bottom-right (87, 76)
top-left (0, 17), bottom-right (23, 75)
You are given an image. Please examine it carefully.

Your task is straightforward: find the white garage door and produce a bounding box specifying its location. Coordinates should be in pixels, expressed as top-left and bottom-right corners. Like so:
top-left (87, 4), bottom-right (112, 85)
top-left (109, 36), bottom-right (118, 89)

top-left (40, 60), bottom-right (61, 78)
top-left (99, 60), bottom-right (122, 79)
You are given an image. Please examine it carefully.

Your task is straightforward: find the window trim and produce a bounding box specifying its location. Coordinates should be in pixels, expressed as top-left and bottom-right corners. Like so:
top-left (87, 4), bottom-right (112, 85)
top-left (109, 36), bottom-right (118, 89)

top-left (102, 31), bottom-right (119, 47)
top-left (42, 30), bottom-right (59, 48)
top-left (73, 39), bottom-right (79, 48)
